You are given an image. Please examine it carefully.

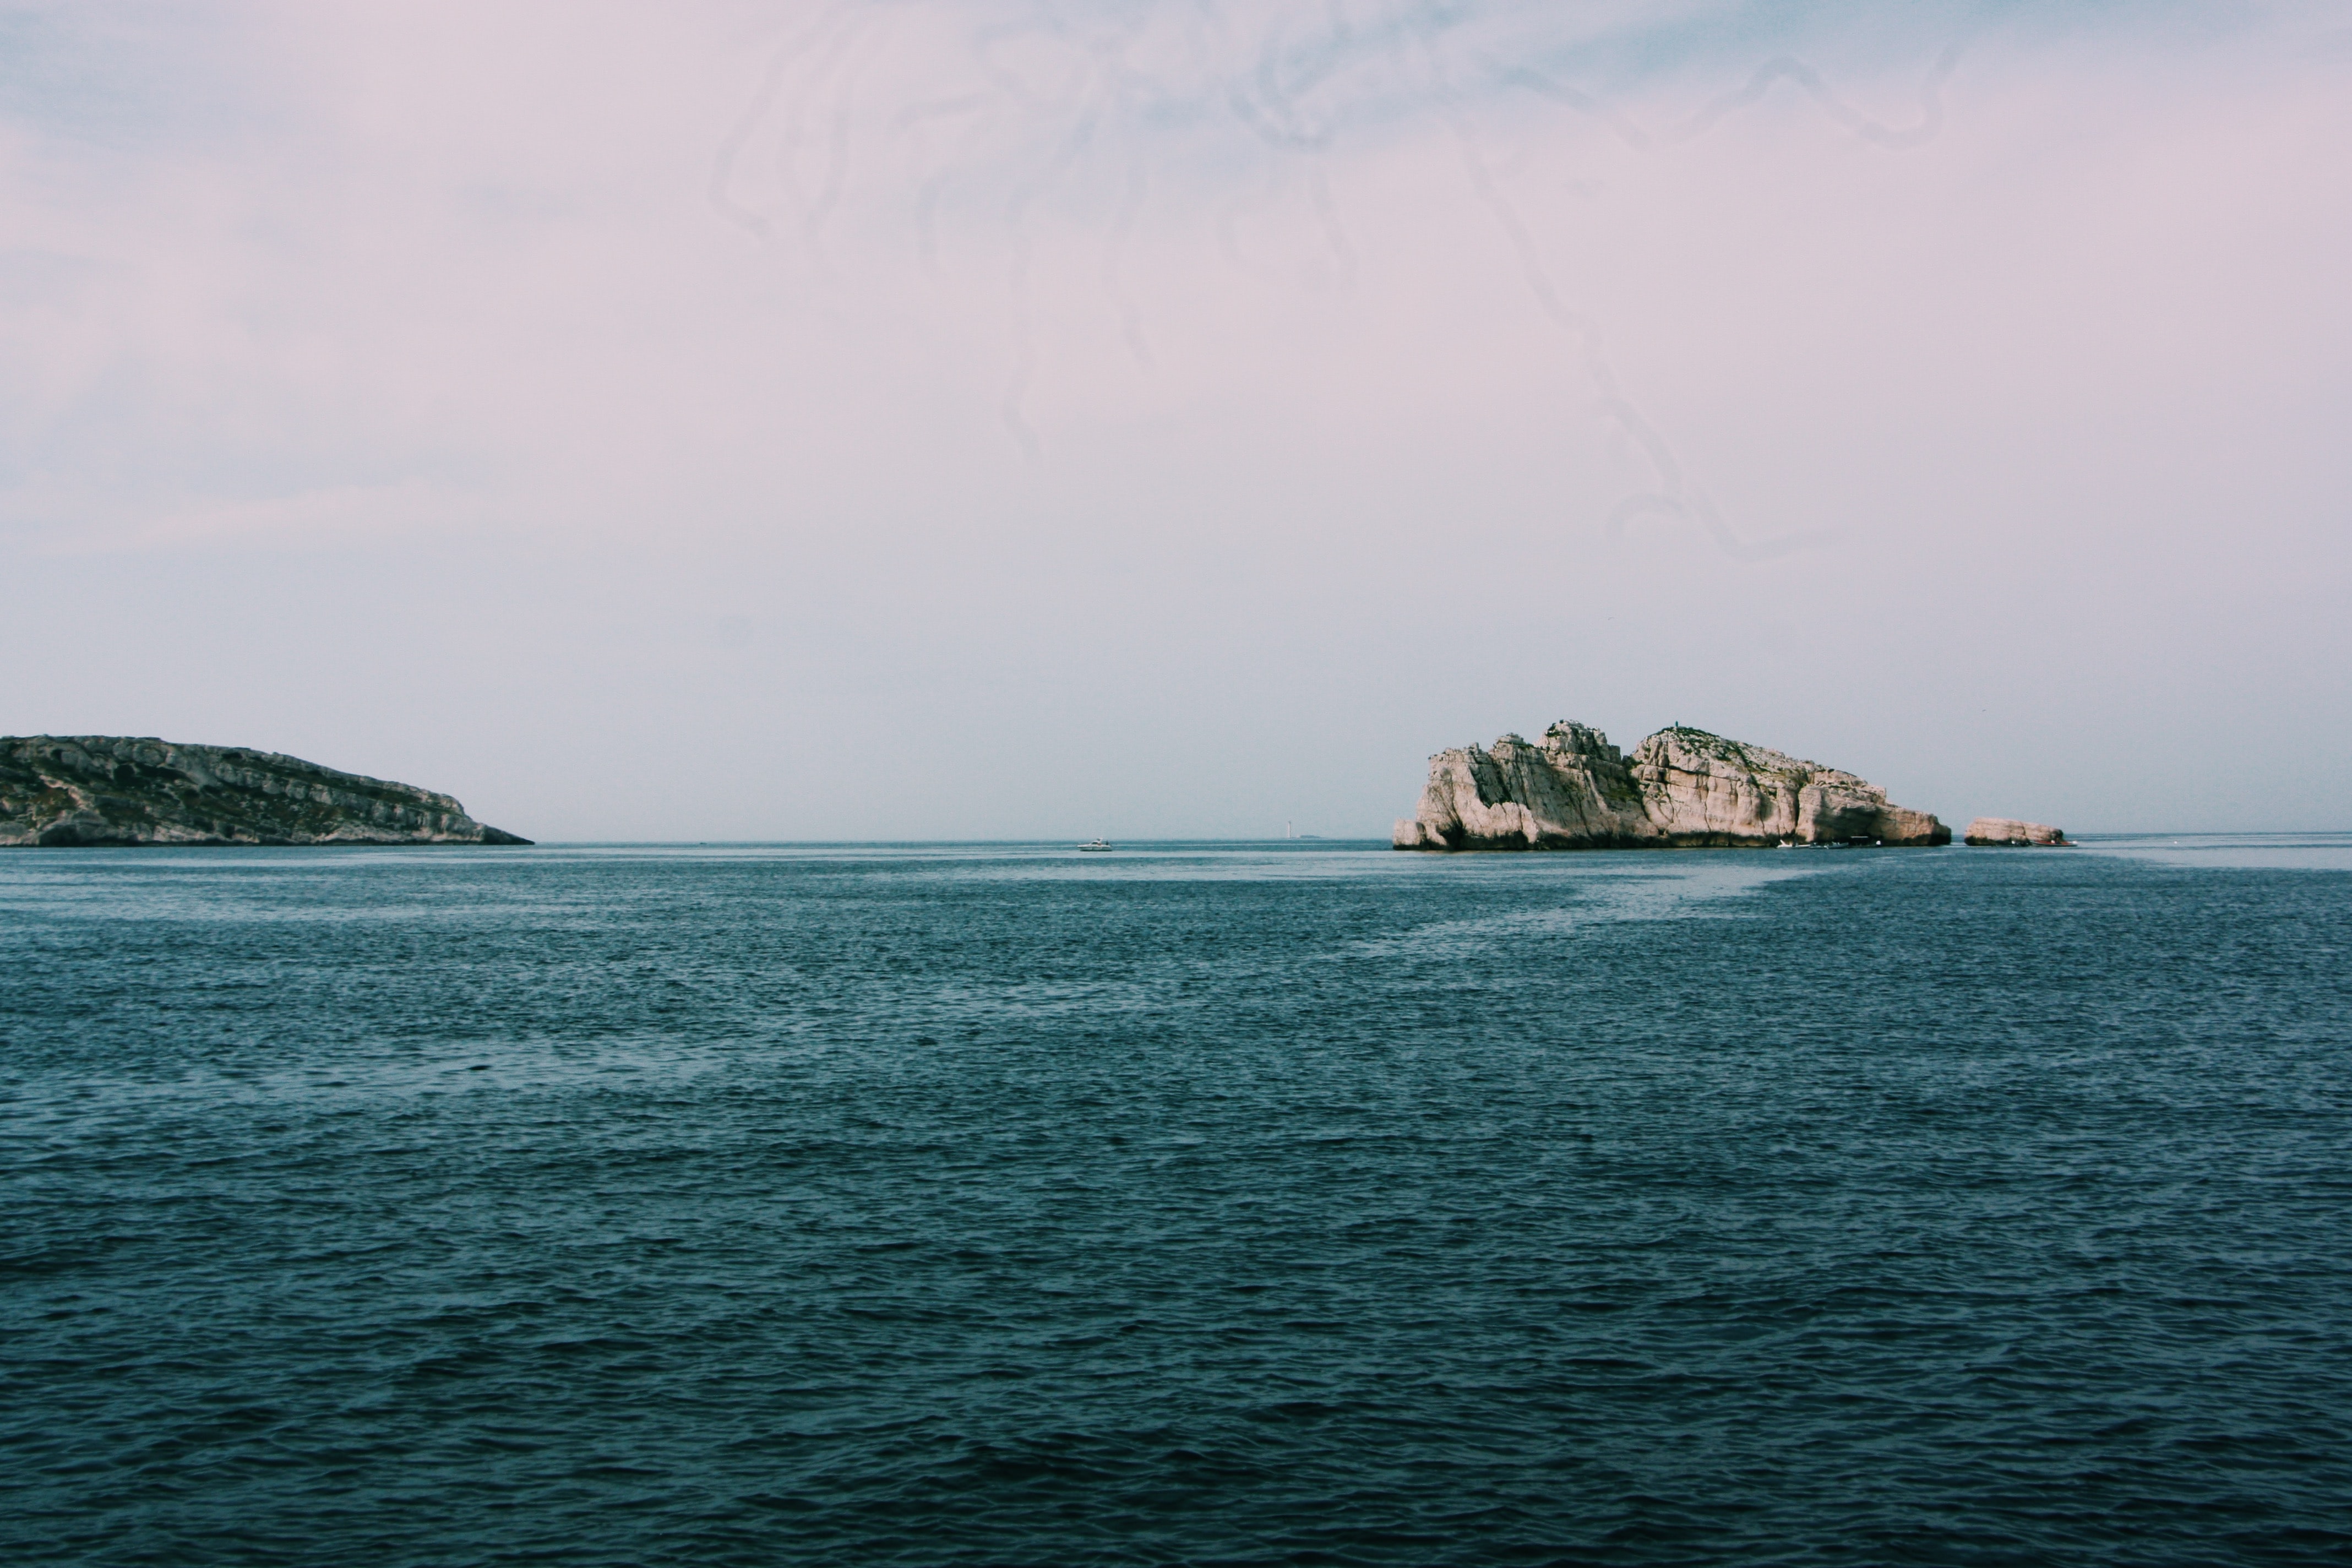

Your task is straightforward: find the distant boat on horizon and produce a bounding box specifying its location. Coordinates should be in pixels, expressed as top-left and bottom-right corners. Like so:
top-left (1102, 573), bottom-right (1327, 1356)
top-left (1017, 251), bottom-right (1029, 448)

top-left (1078, 838), bottom-right (1113, 852)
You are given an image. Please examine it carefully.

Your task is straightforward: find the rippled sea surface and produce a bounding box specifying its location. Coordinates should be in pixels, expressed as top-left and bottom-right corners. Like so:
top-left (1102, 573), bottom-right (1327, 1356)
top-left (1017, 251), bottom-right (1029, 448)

top-left (6, 838), bottom-right (2350, 1566)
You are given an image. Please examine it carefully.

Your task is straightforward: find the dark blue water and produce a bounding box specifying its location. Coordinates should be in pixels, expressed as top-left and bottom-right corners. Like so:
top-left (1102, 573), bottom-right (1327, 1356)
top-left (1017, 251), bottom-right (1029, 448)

top-left (6, 839), bottom-right (2350, 1566)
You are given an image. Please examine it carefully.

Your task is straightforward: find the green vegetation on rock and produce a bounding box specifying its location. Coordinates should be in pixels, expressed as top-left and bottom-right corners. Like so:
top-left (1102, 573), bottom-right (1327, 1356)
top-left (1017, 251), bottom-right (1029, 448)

top-left (1, 737), bottom-right (531, 847)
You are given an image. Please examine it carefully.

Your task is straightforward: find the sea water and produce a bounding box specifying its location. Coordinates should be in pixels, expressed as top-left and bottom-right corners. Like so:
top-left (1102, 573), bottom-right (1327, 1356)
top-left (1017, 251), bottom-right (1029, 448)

top-left (4, 839), bottom-right (2349, 1565)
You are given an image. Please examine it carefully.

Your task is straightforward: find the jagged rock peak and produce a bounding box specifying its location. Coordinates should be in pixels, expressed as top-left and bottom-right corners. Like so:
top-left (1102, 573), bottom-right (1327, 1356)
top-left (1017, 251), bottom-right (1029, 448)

top-left (1, 736), bottom-right (531, 847)
top-left (1540, 720), bottom-right (1624, 762)
top-left (1393, 721), bottom-right (1948, 851)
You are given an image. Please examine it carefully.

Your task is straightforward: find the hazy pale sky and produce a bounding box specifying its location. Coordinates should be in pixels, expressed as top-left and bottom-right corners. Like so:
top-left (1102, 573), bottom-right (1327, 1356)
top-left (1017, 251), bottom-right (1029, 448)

top-left (5, 1), bottom-right (2349, 839)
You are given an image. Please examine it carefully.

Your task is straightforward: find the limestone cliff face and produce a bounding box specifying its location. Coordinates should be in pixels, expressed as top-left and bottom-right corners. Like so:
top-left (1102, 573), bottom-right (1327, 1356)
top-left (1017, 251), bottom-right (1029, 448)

top-left (1964, 817), bottom-right (2068, 846)
top-left (1629, 728), bottom-right (1948, 848)
top-left (1393, 722), bottom-right (1948, 851)
top-left (0, 736), bottom-right (530, 847)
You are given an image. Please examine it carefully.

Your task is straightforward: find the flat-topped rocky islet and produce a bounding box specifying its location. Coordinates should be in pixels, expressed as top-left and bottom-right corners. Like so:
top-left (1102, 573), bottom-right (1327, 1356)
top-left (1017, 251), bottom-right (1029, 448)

top-left (1, 736), bottom-right (530, 847)
top-left (1964, 817), bottom-right (2069, 846)
top-left (1393, 721), bottom-right (1948, 851)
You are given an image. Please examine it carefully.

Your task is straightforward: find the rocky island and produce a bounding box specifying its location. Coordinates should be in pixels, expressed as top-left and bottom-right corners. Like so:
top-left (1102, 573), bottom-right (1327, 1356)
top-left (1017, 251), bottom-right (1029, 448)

top-left (1, 736), bottom-right (530, 846)
top-left (1964, 817), bottom-right (2069, 846)
top-left (1393, 721), bottom-right (1948, 851)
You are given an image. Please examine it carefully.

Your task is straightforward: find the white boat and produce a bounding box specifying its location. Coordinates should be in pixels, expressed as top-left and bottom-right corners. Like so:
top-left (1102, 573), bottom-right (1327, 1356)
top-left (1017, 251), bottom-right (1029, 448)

top-left (1078, 838), bottom-right (1113, 852)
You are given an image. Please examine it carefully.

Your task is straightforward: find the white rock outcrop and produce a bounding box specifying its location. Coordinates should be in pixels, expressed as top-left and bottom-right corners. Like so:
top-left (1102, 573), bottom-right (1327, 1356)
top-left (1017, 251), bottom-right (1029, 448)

top-left (1393, 722), bottom-right (1948, 851)
top-left (1963, 817), bottom-right (2068, 846)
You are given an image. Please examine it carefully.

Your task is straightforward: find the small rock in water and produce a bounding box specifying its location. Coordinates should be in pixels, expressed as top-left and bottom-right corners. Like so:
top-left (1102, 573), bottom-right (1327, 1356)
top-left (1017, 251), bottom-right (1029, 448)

top-left (1964, 817), bottom-right (2068, 847)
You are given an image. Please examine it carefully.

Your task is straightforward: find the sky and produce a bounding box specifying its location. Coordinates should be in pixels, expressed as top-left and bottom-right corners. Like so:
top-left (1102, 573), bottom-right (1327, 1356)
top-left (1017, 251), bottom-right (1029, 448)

top-left (4, 1), bottom-right (2349, 840)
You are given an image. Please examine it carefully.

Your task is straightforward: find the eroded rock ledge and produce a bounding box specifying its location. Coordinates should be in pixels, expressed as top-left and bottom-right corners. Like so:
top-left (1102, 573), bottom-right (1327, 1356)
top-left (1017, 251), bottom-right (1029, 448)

top-left (1, 736), bottom-right (530, 847)
top-left (1393, 722), bottom-right (1948, 851)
